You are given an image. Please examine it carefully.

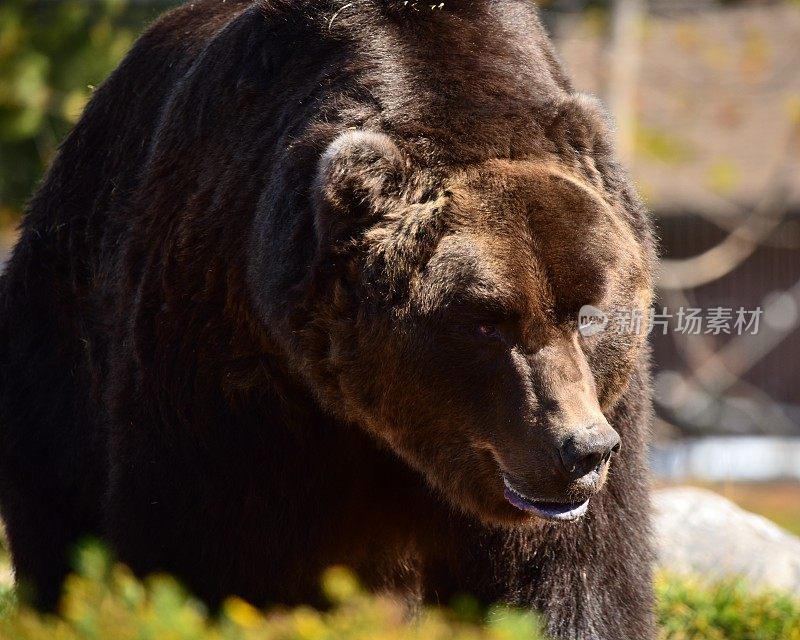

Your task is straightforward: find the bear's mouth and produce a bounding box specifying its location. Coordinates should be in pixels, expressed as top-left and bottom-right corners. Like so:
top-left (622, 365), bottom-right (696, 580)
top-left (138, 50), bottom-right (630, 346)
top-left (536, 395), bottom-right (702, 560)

top-left (502, 476), bottom-right (590, 522)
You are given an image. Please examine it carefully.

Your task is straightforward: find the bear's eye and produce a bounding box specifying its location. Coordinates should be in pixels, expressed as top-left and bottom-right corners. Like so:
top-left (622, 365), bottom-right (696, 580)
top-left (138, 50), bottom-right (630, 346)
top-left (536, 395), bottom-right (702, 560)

top-left (476, 322), bottom-right (502, 340)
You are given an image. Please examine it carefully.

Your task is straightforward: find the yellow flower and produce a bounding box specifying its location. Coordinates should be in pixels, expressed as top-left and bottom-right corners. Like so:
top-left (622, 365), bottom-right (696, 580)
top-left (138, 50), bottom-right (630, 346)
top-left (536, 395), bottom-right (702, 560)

top-left (224, 597), bottom-right (262, 630)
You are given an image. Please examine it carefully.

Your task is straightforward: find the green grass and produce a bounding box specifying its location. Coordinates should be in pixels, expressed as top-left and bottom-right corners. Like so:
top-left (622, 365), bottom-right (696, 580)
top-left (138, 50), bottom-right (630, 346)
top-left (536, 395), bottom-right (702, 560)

top-left (658, 574), bottom-right (800, 640)
top-left (0, 545), bottom-right (798, 640)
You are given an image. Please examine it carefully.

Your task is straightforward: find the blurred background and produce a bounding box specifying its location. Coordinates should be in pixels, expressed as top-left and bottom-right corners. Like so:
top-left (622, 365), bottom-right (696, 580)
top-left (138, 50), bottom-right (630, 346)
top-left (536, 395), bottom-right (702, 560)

top-left (0, 0), bottom-right (799, 608)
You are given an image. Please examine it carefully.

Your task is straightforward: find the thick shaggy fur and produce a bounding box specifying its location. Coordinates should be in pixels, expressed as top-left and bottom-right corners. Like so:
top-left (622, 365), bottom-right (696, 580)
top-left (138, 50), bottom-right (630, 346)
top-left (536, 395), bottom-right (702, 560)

top-left (0, 1), bottom-right (657, 638)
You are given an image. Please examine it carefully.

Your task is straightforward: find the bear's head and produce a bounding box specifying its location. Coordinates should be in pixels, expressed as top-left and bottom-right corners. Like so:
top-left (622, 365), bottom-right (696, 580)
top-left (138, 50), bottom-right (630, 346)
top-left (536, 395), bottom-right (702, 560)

top-left (260, 98), bottom-right (653, 526)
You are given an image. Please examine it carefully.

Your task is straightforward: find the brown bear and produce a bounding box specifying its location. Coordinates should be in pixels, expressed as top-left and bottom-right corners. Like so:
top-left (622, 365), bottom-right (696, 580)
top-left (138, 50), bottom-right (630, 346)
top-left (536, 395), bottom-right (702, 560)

top-left (0, 0), bottom-right (657, 638)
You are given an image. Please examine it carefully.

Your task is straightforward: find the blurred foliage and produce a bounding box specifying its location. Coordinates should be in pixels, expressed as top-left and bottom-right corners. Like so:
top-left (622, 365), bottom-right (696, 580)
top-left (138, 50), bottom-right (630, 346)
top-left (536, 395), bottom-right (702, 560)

top-left (706, 159), bottom-right (742, 195)
top-left (657, 573), bottom-right (800, 640)
top-left (636, 126), bottom-right (696, 166)
top-left (0, 544), bottom-right (547, 640)
top-left (0, 0), bottom-right (176, 228)
top-left (0, 543), bottom-right (799, 639)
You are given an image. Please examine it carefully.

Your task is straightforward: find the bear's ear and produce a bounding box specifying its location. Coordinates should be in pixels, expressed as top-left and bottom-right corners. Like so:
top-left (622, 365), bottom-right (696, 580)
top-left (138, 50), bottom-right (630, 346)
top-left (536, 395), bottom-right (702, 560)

top-left (544, 92), bottom-right (616, 156)
top-left (313, 130), bottom-right (407, 247)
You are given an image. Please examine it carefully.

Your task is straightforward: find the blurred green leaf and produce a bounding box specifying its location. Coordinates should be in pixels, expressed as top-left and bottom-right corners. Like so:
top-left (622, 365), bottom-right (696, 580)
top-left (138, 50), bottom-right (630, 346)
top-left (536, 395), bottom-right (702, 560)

top-left (636, 126), bottom-right (695, 165)
top-left (706, 159), bottom-right (741, 195)
top-left (0, 0), bottom-right (177, 225)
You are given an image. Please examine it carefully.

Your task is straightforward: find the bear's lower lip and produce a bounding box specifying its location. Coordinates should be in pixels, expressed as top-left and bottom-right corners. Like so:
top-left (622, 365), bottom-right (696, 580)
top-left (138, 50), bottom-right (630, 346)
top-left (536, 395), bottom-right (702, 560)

top-left (502, 476), bottom-right (590, 522)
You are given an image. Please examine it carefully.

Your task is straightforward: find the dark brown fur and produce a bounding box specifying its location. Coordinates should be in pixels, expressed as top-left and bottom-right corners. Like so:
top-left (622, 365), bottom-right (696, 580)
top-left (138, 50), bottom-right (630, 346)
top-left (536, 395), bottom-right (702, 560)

top-left (0, 1), bottom-right (657, 638)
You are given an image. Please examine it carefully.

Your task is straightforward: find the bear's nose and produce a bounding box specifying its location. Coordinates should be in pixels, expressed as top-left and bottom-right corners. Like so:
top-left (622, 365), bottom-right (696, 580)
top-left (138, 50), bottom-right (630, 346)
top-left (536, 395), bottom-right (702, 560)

top-left (558, 423), bottom-right (621, 481)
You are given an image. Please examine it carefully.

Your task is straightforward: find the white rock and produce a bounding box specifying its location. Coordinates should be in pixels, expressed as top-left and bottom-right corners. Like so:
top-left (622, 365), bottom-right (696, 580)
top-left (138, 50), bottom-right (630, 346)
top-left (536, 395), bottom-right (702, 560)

top-left (654, 486), bottom-right (800, 592)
